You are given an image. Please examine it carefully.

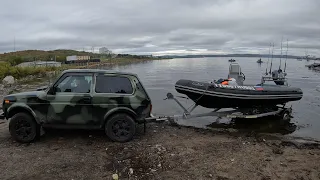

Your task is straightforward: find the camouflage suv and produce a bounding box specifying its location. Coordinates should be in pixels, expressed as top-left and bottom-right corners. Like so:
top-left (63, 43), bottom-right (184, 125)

top-left (1, 69), bottom-right (152, 143)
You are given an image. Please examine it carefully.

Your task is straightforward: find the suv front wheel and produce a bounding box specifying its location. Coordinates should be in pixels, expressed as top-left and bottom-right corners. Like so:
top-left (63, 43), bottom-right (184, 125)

top-left (105, 113), bottom-right (136, 142)
top-left (9, 112), bottom-right (38, 143)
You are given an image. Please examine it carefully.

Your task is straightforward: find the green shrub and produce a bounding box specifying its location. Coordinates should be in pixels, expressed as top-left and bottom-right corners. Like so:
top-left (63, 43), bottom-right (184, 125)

top-left (0, 62), bottom-right (60, 80)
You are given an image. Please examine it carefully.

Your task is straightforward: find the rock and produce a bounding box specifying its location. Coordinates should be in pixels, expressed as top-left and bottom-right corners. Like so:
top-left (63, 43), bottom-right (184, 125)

top-left (2, 76), bottom-right (15, 85)
top-left (264, 157), bottom-right (272, 161)
top-left (129, 168), bottom-right (134, 174)
top-left (112, 174), bottom-right (118, 180)
top-left (280, 163), bottom-right (287, 167)
top-left (261, 175), bottom-right (271, 180)
top-left (272, 147), bottom-right (284, 155)
top-left (217, 175), bottom-right (230, 180)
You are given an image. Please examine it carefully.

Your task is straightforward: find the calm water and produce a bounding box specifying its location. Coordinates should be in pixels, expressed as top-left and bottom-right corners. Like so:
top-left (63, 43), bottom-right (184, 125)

top-left (111, 57), bottom-right (320, 140)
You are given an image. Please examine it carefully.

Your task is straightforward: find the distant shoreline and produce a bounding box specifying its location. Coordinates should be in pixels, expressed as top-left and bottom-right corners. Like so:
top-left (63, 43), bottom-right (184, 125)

top-left (157, 54), bottom-right (319, 60)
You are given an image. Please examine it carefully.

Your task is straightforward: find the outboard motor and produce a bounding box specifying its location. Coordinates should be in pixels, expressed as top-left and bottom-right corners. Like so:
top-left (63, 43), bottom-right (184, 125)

top-left (228, 63), bottom-right (245, 85)
top-left (272, 69), bottom-right (287, 85)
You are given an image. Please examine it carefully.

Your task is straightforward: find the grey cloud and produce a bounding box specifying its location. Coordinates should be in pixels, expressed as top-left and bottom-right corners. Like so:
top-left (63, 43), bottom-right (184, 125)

top-left (0, 0), bottom-right (319, 56)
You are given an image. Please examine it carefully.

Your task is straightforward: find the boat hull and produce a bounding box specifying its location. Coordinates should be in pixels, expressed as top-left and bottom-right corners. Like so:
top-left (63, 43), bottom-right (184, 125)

top-left (175, 79), bottom-right (303, 108)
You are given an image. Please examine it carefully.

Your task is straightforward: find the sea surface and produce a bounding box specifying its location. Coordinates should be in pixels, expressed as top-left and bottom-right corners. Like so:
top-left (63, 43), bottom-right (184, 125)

top-left (110, 57), bottom-right (320, 140)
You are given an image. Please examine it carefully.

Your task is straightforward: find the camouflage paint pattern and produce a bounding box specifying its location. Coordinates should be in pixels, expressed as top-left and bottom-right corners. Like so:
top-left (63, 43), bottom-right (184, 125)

top-left (2, 69), bottom-right (152, 128)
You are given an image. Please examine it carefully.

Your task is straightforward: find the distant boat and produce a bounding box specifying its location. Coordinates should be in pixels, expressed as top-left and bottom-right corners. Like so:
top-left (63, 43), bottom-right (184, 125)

top-left (228, 58), bottom-right (236, 62)
top-left (257, 58), bottom-right (263, 63)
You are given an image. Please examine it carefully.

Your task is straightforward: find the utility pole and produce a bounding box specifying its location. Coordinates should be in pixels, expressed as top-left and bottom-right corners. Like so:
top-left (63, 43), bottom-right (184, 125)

top-left (279, 36), bottom-right (283, 70)
top-left (13, 36), bottom-right (16, 58)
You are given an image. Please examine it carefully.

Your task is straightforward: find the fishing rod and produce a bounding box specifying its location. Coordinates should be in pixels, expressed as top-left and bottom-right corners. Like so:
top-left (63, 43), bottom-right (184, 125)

top-left (269, 43), bottom-right (274, 74)
top-left (279, 37), bottom-right (283, 70)
top-left (284, 39), bottom-right (288, 72)
top-left (265, 43), bottom-right (271, 75)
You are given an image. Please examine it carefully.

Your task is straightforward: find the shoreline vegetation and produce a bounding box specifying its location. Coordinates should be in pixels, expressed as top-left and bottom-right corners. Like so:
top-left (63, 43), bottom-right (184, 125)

top-left (0, 57), bottom-right (167, 80)
top-left (0, 49), bottom-right (171, 83)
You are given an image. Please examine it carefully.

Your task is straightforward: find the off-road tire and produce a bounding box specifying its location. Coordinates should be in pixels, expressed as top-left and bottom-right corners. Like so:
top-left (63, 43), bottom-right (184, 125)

top-left (105, 113), bottom-right (136, 142)
top-left (9, 112), bottom-right (38, 143)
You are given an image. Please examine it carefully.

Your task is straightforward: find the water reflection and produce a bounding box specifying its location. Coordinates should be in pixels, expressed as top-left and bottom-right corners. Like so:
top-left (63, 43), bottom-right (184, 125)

top-left (206, 116), bottom-right (297, 135)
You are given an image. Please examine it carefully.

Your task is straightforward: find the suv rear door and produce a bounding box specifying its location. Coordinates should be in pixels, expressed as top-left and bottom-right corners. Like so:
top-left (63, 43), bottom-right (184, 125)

top-left (91, 73), bottom-right (136, 125)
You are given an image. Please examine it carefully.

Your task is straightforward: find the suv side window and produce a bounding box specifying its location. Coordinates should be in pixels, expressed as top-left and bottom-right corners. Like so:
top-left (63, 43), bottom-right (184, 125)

top-left (55, 74), bottom-right (92, 93)
top-left (95, 75), bottom-right (133, 94)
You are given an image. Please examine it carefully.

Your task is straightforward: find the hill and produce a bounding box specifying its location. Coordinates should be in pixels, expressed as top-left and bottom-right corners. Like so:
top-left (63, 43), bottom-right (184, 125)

top-left (0, 49), bottom-right (161, 66)
top-left (0, 49), bottom-right (100, 63)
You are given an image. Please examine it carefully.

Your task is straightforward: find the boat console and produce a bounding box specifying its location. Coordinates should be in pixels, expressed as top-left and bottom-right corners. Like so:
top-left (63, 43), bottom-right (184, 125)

top-left (228, 62), bottom-right (245, 85)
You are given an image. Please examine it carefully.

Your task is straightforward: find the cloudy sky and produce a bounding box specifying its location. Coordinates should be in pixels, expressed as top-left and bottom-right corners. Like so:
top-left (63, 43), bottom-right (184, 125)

top-left (0, 0), bottom-right (319, 56)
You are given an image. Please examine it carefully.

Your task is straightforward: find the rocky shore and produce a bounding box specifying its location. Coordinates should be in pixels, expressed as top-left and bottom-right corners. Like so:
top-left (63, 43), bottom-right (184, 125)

top-left (0, 121), bottom-right (319, 180)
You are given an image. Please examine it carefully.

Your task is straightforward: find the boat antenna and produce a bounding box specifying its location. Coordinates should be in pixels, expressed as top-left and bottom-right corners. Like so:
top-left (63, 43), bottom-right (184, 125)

top-left (265, 43), bottom-right (271, 75)
top-left (279, 36), bottom-right (283, 70)
top-left (269, 43), bottom-right (274, 74)
top-left (284, 39), bottom-right (288, 72)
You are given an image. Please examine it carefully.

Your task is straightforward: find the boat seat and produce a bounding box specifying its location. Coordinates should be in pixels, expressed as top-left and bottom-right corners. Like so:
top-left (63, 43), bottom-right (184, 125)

top-left (228, 63), bottom-right (245, 85)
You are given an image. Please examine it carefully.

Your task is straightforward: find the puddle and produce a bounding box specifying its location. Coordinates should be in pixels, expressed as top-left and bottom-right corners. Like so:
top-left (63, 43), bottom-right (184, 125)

top-left (206, 116), bottom-right (298, 135)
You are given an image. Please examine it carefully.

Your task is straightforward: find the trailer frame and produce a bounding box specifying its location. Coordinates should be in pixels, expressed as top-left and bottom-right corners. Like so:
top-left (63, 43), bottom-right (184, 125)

top-left (143, 92), bottom-right (293, 132)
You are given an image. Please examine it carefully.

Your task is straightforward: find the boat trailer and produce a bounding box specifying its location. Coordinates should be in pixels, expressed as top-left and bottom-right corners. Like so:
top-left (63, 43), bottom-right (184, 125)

top-left (143, 92), bottom-right (293, 131)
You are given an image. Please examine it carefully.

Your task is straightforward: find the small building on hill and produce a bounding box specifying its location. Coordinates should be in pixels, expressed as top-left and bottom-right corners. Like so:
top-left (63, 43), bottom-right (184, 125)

top-left (65, 55), bottom-right (100, 64)
top-left (16, 61), bottom-right (62, 67)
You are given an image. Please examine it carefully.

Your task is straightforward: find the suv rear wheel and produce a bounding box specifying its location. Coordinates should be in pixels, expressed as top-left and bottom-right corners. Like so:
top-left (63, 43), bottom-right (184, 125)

top-left (105, 113), bottom-right (136, 142)
top-left (9, 112), bottom-right (38, 143)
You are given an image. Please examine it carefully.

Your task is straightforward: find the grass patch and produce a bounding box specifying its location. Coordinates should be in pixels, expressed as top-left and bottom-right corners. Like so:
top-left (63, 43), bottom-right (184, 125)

top-left (0, 57), bottom-right (170, 81)
top-left (0, 62), bottom-right (60, 80)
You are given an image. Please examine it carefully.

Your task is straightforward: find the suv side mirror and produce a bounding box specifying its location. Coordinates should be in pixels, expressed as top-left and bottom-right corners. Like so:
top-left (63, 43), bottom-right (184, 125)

top-left (48, 86), bottom-right (56, 95)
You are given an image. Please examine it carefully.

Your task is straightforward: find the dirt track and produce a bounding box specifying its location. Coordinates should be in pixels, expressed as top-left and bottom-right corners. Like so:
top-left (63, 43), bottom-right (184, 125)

top-left (0, 119), bottom-right (319, 180)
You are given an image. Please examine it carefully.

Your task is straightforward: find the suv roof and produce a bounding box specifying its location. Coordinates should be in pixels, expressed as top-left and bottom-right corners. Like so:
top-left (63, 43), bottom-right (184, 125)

top-left (62, 69), bottom-right (138, 76)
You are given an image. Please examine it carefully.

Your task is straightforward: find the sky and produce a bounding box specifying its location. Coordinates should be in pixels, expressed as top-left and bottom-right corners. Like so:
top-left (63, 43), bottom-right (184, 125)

top-left (0, 0), bottom-right (319, 56)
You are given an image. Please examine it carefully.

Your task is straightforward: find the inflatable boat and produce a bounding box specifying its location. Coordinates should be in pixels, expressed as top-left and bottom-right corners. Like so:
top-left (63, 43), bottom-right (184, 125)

top-left (175, 79), bottom-right (303, 108)
top-left (174, 63), bottom-right (303, 109)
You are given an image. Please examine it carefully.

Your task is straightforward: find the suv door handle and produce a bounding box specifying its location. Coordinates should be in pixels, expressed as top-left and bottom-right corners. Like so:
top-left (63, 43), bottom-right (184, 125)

top-left (83, 96), bottom-right (92, 103)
